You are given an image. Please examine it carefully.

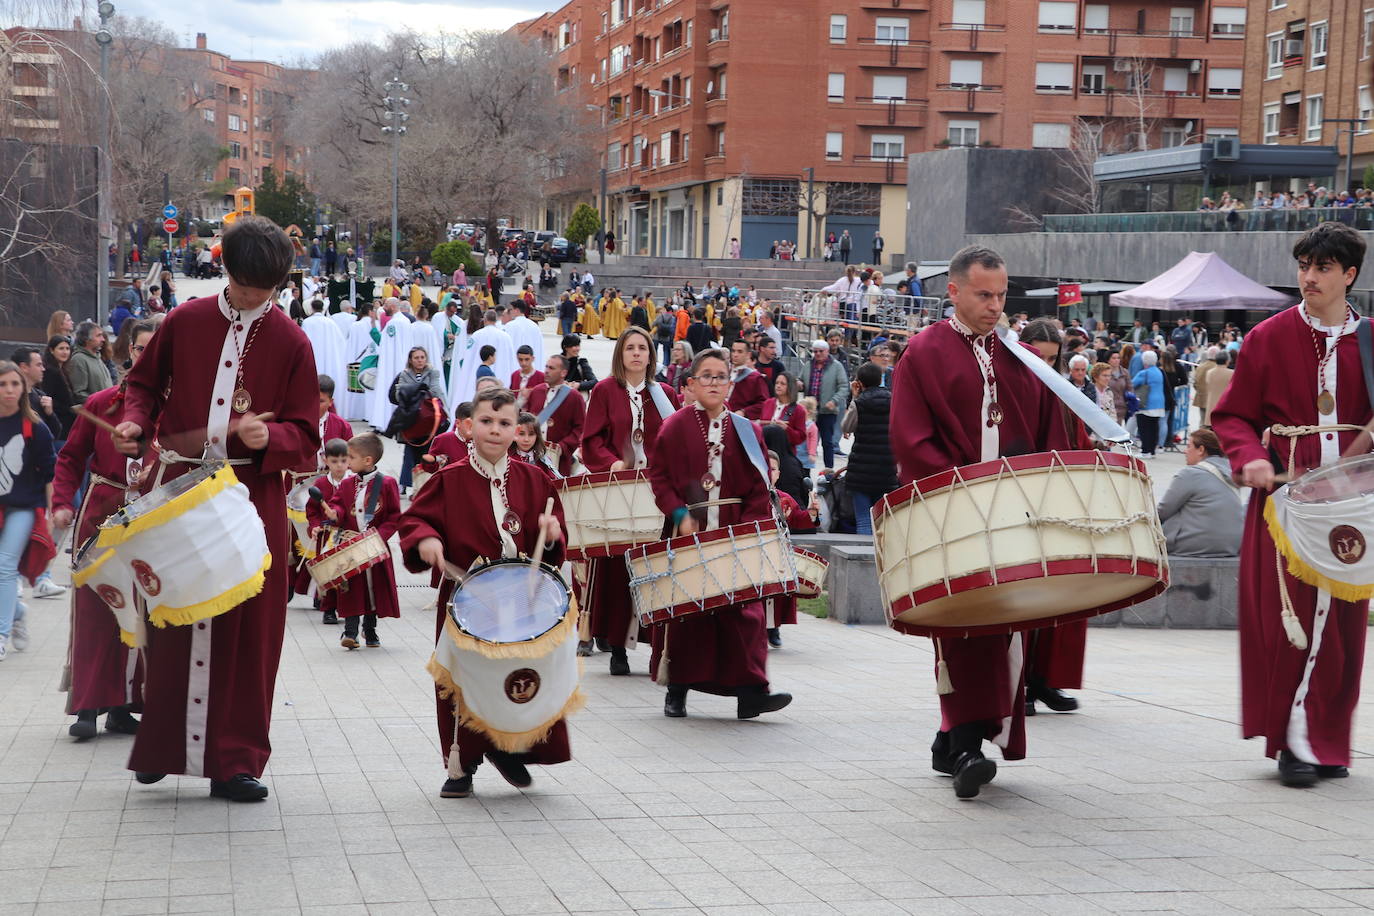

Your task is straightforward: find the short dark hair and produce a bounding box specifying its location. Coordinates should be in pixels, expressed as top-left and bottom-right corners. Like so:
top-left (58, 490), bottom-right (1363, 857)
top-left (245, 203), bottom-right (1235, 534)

top-left (9, 346), bottom-right (40, 367)
top-left (221, 216), bottom-right (295, 290)
top-left (480, 345), bottom-right (496, 361)
top-left (516, 344), bottom-right (534, 356)
top-left (1293, 221), bottom-right (1366, 288)
top-left (348, 431), bottom-right (384, 463)
top-left (1190, 428), bottom-right (1224, 457)
top-left (949, 244), bottom-right (1005, 281)
top-left (547, 353), bottom-right (569, 371)
top-left (856, 362), bottom-right (883, 389)
top-left (318, 374), bottom-right (335, 397)
top-left (323, 437), bottom-right (349, 458)
top-left (474, 387), bottom-right (517, 413)
top-left (454, 401), bottom-right (473, 421)
top-left (1214, 349), bottom-right (1230, 368)
top-left (689, 348), bottom-right (728, 377)
top-left (311, 298), bottom-right (325, 312)
top-left (561, 334), bottom-right (581, 351)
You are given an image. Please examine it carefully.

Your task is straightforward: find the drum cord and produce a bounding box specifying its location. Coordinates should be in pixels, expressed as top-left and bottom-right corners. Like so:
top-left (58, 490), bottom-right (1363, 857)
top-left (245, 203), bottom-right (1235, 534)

top-left (1026, 511), bottom-right (1152, 535)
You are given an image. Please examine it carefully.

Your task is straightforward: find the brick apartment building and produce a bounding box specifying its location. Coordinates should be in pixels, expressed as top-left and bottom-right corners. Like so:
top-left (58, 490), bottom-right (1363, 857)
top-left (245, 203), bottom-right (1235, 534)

top-left (1238, 0), bottom-right (1373, 187)
top-left (513, 0), bottom-right (1246, 259)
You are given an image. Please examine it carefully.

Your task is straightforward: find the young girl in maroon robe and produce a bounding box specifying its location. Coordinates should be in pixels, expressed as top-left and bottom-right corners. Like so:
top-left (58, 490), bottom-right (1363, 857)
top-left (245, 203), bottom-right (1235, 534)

top-left (305, 438), bottom-right (353, 625)
top-left (646, 349), bottom-right (794, 719)
top-left (398, 387), bottom-right (568, 798)
top-left (578, 327), bottom-right (681, 674)
top-left (322, 433), bottom-right (401, 649)
top-left (763, 450), bottom-right (818, 648)
top-left (511, 411), bottom-right (560, 481)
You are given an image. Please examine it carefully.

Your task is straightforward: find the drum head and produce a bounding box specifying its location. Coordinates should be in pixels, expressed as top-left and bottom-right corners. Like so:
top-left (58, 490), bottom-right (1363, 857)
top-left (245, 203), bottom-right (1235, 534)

top-left (107, 462), bottom-right (222, 526)
top-left (448, 561), bottom-right (569, 643)
top-left (1289, 454), bottom-right (1374, 505)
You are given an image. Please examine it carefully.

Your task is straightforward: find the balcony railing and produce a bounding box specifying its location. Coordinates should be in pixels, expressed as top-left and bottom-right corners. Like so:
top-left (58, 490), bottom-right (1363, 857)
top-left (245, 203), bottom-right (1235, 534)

top-left (936, 22), bottom-right (1006, 51)
top-left (1044, 207), bottom-right (1374, 234)
top-left (852, 154), bottom-right (905, 182)
top-left (935, 83), bottom-right (1003, 111)
top-left (855, 36), bottom-right (932, 65)
top-left (853, 96), bottom-right (929, 125)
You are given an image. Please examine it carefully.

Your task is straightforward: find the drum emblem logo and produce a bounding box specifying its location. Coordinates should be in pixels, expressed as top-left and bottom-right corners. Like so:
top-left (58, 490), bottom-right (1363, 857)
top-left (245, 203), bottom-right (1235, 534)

top-left (131, 560), bottom-right (162, 596)
top-left (1329, 526), bottom-right (1366, 565)
top-left (96, 585), bottom-right (125, 609)
top-left (504, 668), bottom-right (540, 704)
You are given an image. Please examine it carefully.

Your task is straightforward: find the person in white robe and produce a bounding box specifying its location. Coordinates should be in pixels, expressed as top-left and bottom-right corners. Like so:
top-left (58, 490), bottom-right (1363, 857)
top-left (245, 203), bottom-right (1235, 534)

top-left (300, 302), bottom-right (348, 403)
top-left (447, 311), bottom-right (516, 411)
top-left (502, 307), bottom-right (545, 368)
top-left (338, 305), bottom-right (380, 421)
top-left (367, 305), bottom-right (415, 430)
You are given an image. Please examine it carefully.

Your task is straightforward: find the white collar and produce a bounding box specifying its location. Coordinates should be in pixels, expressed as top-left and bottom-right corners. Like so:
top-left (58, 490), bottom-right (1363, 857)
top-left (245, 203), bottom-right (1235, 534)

top-left (218, 288), bottom-right (272, 323)
top-left (469, 448), bottom-right (509, 481)
top-left (1299, 302), bottom-right (1356, 336)
top-left (627, 379), bottom-right (646, 394)
top-left (947, 314), bottom-right (992, 343)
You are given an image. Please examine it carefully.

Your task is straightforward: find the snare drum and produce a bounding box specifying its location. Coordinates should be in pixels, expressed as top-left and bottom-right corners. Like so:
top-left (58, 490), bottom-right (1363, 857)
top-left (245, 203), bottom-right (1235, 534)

top-left (792, 546), bottom-right (830, 599)
top-left (558, 470), bottom-right (664, 560)
top-left (626, 518), bottom-right (799, 627)
top-left (873, 450), bottom-right (1168, 638)
top-left (95, 463), bottom-right (271, 629)
top-left (71, 536), bottom-right (141, 645)
top-left (306, 528), bottom-right (388, 592)
top-left (429, 560), bottom-right (584, 752)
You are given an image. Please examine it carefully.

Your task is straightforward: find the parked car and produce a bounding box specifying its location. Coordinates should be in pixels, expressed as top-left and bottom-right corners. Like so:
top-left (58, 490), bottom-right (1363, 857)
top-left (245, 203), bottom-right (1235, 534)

top-left (549, 237), bottom-right (585, 265)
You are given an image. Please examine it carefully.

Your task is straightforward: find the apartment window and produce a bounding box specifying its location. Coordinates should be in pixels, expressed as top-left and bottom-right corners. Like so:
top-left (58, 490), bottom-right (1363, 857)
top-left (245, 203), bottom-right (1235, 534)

top-left (951, 0), bottom-right (985, 28)
top-left (682, 132), bottom-right (690, 161)
top-left (947, 120), bottom-right (980, 146)
top-left (1035, 62), bottom-right (1073, 93)
top-left (1306, 95), bottom-right (1323, 141)
top-left (608, 142), bottom-right (622, 170)
top-left (260, 141), bottom-right (273, 158)
top-left (1270, 0), bottom-right (1285, 8)
top-left (872, 75), bottom-right (908, 102)
top-left (660, 131), bottom-right (672, 164)
top-left (1038, 2), bottom-right (1077, 32)
top-left (825, 131), bottom-right (843, 159)
top-left (1211, 6), bottom-right (1245, 36)
top-left (1263, 104), bottom-right (1280, 143)
top-left (1207, 68), bottom-right (1242, 98)
top-left (1081, 64), bottom-right (1106, 94)
top-left (828, 72), bottom-right (845, 101)
top-left (202, 107), bottom-right (215, 123)
top-left (715, 128), bottom-right (725, 154)
top-left (1163, 68), bottom-right (1188, 93)
top-left (949, 59), bottom-right (983, 88)
top-left (1169, 7), bottom-right (1194, 36)
top-left (871, 133), bottom-right (905, 159)
top-left (1310, 21), bottom-right (1328, 69)
top-left (1084, 4), bottom-right (1108, 33)
top-left (686, 20), bottom-right (693, 45)
top-left (610, 45), bottom-right (629, 75)
top-left (1360, 86), bottom-right (1373, 131)
top-left (558, 22), bottom-right (571, 47)
top-left (1031, 122), bottom-right (1071, 148)
top-left (228, 167), bottom-right (241, 183)
top-left (829, 15), bottom-right (847, 41)
top-left (1364, 10), bottom-right (1373, 60)
top-left (682, 76), bottom-right (692, 102)
top-left (875, 17), bottom-right (909, 43)
top-left (227, 114), bottom-right (241, 131)
top-left (1267, 32), bottom-right (1284, 79)
top-left (228, 141), bottom-right (241, 158)
top-left (1161, 126), bottom-right (1188, 147)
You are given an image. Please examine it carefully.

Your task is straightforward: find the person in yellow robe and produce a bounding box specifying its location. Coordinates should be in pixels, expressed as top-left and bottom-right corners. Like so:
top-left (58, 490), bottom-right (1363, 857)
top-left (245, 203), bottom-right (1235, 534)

top-left (409, 279), bottom-right (424, 311)
top-left (643, 293), bottom-right (657, 325)
top-left (579, 293), bottom-right (601, 337)
top-left (601, 289), bottom-right (628, 339)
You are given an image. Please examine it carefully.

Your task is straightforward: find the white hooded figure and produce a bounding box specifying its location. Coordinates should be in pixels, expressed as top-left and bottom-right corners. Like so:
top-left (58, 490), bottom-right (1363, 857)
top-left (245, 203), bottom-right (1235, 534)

top-left (410, 315), bottom-right (442, 379)
top-left (447, 317), bottom-right (516, 412)
top-left (502, 308), bottom-right (545, 370)
top-left (339, 311), bottom-right (380, 421)
top-left (331, 304), bottom-right (356, 338)
top-left (367, 314), bottom-right (414, 430)
top-left (300, 304), bottom-right (348, 405)
top-left (432, 305), bottom-right (465, 382)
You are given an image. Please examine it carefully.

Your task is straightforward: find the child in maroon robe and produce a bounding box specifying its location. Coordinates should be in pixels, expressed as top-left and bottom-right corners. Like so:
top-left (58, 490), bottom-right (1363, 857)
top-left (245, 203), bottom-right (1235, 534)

top-left (305, 438), bottom-right (353, 625)
top-left (646, 349), bottom-right (793, 719)
top-left (764, 451), bottom-right (818, 648)
top-left (511, 411), bottom-right (560, 481)
top-left (322, 433), bottom-right (401, 648)
top-left (398, 387), bottom-right (568, 798)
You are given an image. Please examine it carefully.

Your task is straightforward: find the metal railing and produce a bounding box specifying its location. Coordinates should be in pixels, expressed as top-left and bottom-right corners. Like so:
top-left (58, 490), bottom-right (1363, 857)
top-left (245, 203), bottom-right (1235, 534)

top-left (778, 287), bottom-right (943, 369)
top-left (1044, 207), bottom-right (1374, 233)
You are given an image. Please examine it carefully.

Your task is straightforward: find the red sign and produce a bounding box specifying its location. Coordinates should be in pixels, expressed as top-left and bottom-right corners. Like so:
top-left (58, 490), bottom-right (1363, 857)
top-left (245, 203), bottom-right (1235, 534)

top-left (1057, 282), bottom-right (1082, 307)
top-left (162, 218), bottom-right (179, 234)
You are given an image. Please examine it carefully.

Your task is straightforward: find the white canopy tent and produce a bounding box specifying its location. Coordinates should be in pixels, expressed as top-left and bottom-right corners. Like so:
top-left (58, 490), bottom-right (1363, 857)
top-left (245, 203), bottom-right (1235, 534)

top-left (1109, 251), bottom-right (1295, 312)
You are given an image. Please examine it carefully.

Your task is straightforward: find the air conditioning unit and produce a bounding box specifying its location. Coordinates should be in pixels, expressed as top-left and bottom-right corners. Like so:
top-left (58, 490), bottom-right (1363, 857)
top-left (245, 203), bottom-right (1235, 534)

top-left (1113, 58), bottom-right (1134, 72)
top-left (1212, 136), bottom-right (1240, 160)
top-left (1286, 39), bottom-right (1304, 56)
top-left (1189, 59), bottom-right (1202, 73)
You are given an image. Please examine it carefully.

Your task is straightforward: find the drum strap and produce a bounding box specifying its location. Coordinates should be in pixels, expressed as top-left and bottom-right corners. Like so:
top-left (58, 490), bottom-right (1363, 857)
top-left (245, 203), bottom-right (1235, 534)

top-left (536, 385), bottom-right (572, 425)
top-left (646, 382), bottom-right (675, 422)
top-left (729, 412), bottom-right (773, 494)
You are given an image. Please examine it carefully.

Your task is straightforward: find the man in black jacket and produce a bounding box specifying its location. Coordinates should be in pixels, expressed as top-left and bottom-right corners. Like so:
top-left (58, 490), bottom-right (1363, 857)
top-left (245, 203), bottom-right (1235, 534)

top-left (560, 334), bottom-right (598, 392)
top-left (685, 306), bottom-right (715, 355)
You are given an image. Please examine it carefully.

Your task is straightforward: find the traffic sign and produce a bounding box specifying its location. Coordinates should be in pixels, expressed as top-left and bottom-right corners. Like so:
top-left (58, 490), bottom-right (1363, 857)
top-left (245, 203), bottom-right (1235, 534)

top-left (163, 218), bottom-right (179, 234)
top-left (162, 203), bottom-right (178, 220)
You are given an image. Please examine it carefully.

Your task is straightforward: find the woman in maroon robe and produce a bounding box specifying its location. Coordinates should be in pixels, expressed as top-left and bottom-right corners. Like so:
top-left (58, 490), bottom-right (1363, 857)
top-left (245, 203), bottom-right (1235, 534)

top-left (645, 349), bottom-right (793, 719)
top-left (760, 372), bottom-right (808, 449)
top-left (578, 328), bottom-right (680, 675)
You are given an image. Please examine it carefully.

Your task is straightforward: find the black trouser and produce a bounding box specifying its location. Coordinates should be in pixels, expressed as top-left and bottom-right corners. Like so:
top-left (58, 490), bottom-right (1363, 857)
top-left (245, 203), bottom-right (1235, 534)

top-left (343, 614), bottom-right (378, 638)
top-left (1137, 414), bottom-right (1161, 455)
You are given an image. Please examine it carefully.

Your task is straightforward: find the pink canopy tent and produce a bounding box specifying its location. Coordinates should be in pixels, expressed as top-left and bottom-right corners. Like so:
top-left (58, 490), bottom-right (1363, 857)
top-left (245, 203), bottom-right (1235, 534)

top-left (1109, 251), bottom-right (1295, 312)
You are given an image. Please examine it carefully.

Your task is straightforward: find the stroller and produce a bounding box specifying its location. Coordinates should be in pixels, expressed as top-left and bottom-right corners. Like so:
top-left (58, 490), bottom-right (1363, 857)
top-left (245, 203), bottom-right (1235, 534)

top-left (813, 468), bottom-right (856, 535)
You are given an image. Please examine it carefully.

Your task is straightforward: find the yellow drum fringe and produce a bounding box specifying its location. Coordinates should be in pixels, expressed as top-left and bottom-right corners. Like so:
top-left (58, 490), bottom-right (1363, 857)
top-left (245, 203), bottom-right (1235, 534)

top-left (1264, 499), bottom-right (1374, 603)
top-left (288, 508), bottom-right (317, 558)
top-left (146, 552), bottom-right (274, 628)
top-left (440, 599), bottom-right (580, 660)
top-left (71, 545), bottom-right (117, 588)
top-left (95, 467), bottom-right (242, 549)
top-left (427, 658), bottom-right (587, 752)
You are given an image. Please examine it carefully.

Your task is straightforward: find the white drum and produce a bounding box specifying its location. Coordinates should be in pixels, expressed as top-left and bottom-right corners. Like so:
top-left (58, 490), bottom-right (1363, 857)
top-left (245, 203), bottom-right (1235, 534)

top-left (71, 536), bottom-right (141, 646)
top-left (94, 462), bottom-right (271, 629)
top-left (792, 546), bottom-right (829, 599)
top-left (558, 469), bottom-right (664, 560)
top-left (306, 528), bottom-right (388, 592)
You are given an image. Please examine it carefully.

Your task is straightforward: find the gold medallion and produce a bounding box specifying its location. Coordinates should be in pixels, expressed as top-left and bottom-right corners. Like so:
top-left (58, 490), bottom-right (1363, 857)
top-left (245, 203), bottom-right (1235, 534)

top-left (987, 401), bottom-right (1005, 426)
top-left (1317, 390), bottom-right (1336, 415)
top-left (232, 388), bottom-right (252, 414)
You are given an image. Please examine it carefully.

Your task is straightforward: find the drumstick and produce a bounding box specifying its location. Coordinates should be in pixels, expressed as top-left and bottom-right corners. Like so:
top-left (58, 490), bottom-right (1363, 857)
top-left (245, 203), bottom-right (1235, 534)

top-left (527, 497), bottom-right (556, 604)
top-left (73, 405), bottom-right (120, 436)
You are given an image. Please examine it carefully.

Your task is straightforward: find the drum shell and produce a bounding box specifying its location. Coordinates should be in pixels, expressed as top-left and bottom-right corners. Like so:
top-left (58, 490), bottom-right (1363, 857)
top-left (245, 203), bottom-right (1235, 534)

top-left (792, 546), bottom-right (829, 599)
top-left (71, 537), bottom-right (141, 643)
top-left (307, 529), bottom-right (388, 591)
top-left (874, 450), bottom-right (1168, 638)
top-left (626, 518), bottom-right (799, 626)
top-left (558, 470), bottom-right (665, 560)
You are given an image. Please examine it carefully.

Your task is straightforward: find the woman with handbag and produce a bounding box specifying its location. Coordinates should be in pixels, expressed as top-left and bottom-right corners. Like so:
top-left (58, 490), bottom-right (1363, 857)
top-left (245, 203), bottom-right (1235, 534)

top-left (0, 360), bottom-right (58, 660)
top-left (387, 347), bottom-right (446, 496)
top-left (1131, 350), bottom-right (1167, 456)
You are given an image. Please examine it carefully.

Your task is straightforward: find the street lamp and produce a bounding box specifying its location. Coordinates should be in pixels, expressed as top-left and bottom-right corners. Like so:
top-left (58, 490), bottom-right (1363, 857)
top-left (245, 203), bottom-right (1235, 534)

top-left (381, 79), bottom-right (409, 269)
top-left (1323, 118), bottom-right (1365, 195)
top-left (95, 1), bottom-right (115, 325)
top-left (586, 103), bottom-right (607, 264)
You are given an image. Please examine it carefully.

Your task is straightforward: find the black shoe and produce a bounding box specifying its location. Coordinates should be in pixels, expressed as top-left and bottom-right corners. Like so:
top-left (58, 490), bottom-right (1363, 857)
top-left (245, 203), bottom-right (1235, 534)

top-left (664, 688), bottom-right (687, 718)
top-left (767, 628), bottom-right (782, 648)
top-left (69, 710), bottom-right (97, 740)
top-left (1278, 751), bottom-right (1319, 788)
top-left (210, 774), bottom-right (270, 802)
top-left (737, 690), bottom-right (793, 719)
top-left (1317, 764), bottom-right (1349, 778)
top-left (104, 707), bottom-right (139, 735)
top-left (576, 640), bottom-right (593, 657)
top-left (1024, 699), bottom-right (1037, 717)
top-left (952, 751), bottom-right (997, 799)
top-left (484, 751), bottom-right (532, 789)
top-left (439, 775), bottom-right (472, 798)
top-left (364, 632), bottom-right (381, 648)
top-left (608, 648), bottom-right (630, 676)
top-left (1028, 677), bottom-right (1079, 713)
top-left (931, 731), bottom-right (956, 775)
top-left (594, 637), bottom-right (611, 652)
top-left (134, 772), bottom-right (166, 785)
top-left (322, 610), bottom-right (338, 625)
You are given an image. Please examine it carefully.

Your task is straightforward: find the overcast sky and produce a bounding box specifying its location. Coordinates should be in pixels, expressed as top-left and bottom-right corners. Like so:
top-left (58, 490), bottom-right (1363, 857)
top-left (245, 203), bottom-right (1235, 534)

top-left (94, 0), bottom-right (557, 64)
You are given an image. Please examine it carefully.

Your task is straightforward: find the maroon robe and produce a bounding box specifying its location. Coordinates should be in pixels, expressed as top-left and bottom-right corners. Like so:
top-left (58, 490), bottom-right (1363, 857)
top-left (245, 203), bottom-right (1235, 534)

top-left (421, 431), bottom-right (467, 474)
top-left (760, 398), bottom-right (808, 448)
top-left (525, 383), bottom-right (585, 478)
top-left (319, 411), bottom-right (353, 451)
top-left (121, 293), bottom-right (319, 781)
top-left (52, 386), bottom-right (143, 714)
top-left (302, 472), bottom-right (350, 611)
top-left (765, 492), bottom-right (814, 629)
top-left (327, 471), bottom-right (402, 619)
top-left (581, 377), bottom-right (681, 649)
top-left (645, 407), bottom-right (772, 693)
top-left (727, 368), bottom-right (769, 420)
top-left (397, 459), bottom-right (570, 771)
top-left (510, 368), bottom-right (545, 393)
top-left (890, 320), bottom-right (1070, 760)
top-left (1212, 306), bottom-right (1372, 766)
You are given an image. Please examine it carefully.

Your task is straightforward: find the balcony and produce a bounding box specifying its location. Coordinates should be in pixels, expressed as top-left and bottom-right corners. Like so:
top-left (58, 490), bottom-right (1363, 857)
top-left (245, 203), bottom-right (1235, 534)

top-left (1045, 208), bottom-right (1374, 234)
top-left (852, 154), bottom-right (908, 183)
top-left (853, 97), bottom-right (929, 128)
top-left (936, 22), bottom-right (1006, 51)
top-left (705, 97), bottom-right (728, 123)
top-left (934, 83), bottom-right (1003, 112)
top-left (1078, 28), bottom-right (1217, 59)
top-left (858, 0), bottom-right (929, 8)
top-left (855, 37), bottom-right (931, 69)
top-left (1087, 87), bottom-right (1236, 119)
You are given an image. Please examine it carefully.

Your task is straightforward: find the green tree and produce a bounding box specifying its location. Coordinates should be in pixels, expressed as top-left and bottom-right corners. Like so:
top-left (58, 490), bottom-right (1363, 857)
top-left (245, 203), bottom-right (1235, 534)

top-left (254, 167), bottom-right (317, 233)
top-left (1364, 164), bottom-right (1374, 192)
top-left (431, 240), bottom-right (481, 278)
top-left (565, 203), bottom-right (602, 248)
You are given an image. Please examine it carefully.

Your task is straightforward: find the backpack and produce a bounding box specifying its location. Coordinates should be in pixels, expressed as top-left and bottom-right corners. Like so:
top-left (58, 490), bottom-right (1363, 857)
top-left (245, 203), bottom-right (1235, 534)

top-left (655, 311), bottom-right (676, 341)
top-left (816, 468), bottom-right (856, 534)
